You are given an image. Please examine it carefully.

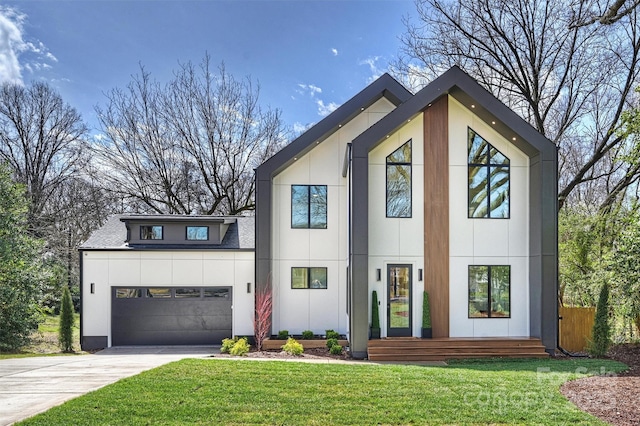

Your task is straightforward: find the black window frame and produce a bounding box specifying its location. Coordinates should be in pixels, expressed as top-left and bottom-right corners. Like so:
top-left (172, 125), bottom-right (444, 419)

top-left (386, 139), bottom-right (412, 218)
top-left (186, 225), bottom-right (209, 241)
top-left (140, 225), bottom-right (163, 240)
top-left (468, 265), bottom-right (511, 318)
top-left (291, 184), bottom-right (328, 229)
top-left (291, 267), bottom-right (328, 289)
top-left (467, 128), bottom-right (510, 219)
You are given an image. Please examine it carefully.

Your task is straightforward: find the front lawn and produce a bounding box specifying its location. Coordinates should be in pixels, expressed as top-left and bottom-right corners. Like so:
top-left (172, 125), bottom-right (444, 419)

top-left (19, 358), bottom-right (627, 425)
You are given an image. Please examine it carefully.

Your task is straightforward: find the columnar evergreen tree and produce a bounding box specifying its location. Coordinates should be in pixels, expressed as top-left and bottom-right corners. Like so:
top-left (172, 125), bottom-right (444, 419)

top-left (589, 282), bottom-right (611, 357)
top-left (58, 285), bottom-right (74, 352)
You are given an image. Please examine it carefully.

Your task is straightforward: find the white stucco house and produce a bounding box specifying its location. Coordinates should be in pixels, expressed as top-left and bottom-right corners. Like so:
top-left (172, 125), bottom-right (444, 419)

top-left (81, 67), bottom-right (558, 359)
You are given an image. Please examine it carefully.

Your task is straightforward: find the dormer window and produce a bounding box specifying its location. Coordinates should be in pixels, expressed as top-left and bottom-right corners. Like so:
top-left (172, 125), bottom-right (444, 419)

top-left (186, 226), bottom-right (209, 241)
top-left (140, 225), bottom-right (163, 240)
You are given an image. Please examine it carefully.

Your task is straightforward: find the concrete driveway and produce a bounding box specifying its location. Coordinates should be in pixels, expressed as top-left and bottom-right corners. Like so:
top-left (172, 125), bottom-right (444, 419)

top-left (0, 346), bottom-right (216, 426)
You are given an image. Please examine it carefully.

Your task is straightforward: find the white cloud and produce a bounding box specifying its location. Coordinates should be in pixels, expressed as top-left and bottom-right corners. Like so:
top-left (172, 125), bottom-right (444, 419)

top-left (297, 83), bottom-right (322, 96)
top-left (293, 121), bottom-right (314, 136)
top-left (0, 7), bottom-right (26, 84)
top-left (331, 48), bottom-right (338, 56)
top-left (316, 99), bottom-right (339, 117)
top-left (0, 6), bottom-right (57, 85)
top-left (360, 55), bottom-right (386, 83)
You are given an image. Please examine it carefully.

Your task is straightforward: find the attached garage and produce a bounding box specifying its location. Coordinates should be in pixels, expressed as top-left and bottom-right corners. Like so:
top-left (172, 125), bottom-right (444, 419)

top-left (111, 286), bottom-right (232, 345)
top-left (80, 215), bottom-right (255, 351)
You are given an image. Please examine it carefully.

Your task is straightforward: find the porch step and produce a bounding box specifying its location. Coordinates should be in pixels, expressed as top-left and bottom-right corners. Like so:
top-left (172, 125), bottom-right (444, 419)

top-left (367, 337), bottom-right (549, 361)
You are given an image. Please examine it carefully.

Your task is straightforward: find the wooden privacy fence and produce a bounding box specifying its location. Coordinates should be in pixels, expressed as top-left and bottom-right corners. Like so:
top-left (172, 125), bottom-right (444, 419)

top-left (559, 306), bottom-right (596, 352)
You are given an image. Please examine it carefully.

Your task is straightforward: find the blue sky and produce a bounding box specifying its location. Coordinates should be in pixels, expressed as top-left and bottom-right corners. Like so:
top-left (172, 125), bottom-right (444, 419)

top-left (0, 0), bottom-right (416, 137)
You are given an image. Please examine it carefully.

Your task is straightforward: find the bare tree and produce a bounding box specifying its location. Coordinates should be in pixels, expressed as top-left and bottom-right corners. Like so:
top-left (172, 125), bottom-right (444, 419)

top-left (395, 0), bottom-right (640, 211)
top-left (570, 0), bottom-right (640, 27)
top-left (0, 81), bottom-right (88, 231)
top-left (93, 55), bottom-right (287, 215)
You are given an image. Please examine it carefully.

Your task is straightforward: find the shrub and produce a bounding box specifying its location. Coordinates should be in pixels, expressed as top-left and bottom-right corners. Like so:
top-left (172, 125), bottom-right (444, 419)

top-left (58, 286), bottom-right (74, 352)
top-left (371, 291), bottom-right (380, 329)
top-left (329, 344), bottom-right (343, 355)
top-left (221, 337), bottom-right (237, 354)
top-left (301, 330), bottom-right (314, 340)
top-left (325, 329), bottom-right (340, 340)
top-left (277, 330), bottom-right (289, 340)
top-left (229, 337), bottom-right (250, 356)
top-left (282, 337), bottom-right (303, 355)
top-left (422, 291), bottom-right (432, 328)
top-left (588, 282), bottom-right (611, 357)
top-left (326, 338), bottom-right (338, 349)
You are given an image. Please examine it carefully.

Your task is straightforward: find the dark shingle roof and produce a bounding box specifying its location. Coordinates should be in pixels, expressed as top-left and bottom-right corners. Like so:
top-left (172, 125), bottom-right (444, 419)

top-left (79, 215), bottom-right (254, 250)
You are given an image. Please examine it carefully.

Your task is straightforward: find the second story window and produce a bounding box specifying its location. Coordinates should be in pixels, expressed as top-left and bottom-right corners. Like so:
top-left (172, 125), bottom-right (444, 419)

top-left (291, 185), bottom-right (327, 229)
top-left (186, 226), bottom-right (209, 241)
top-left (140, 225), bottom-right (163, 240)
top-left (386, 140), bottom-right (412, 218)
top-left (468, 128), bottom-right (510, 218)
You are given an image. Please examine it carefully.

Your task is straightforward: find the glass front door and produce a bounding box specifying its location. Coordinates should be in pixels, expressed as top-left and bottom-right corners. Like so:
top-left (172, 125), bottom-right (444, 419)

top-left (387, 265), bottom-right (412, 337)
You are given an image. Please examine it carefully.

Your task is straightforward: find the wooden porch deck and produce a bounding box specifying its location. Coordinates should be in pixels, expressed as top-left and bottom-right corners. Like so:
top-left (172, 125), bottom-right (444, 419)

top-left (367, 337), bottom-right (549, 361)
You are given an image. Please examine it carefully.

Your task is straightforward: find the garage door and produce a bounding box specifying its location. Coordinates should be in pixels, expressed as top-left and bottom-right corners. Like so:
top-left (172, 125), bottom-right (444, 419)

top-left (111, 287), bottom-right (232, 346)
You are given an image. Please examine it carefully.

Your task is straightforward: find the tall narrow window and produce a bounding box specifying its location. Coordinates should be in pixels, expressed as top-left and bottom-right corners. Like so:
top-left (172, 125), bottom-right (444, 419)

top-left (468, 128), bottom-right (510, 218)
top-left (291, 185), bottom-right (327, 229)
top-left (140, 225), bottom-right (163, 240)
top-left (386, 140), bottom-right (412, 218)
top-left (468, 265), bottom-right (511, 318)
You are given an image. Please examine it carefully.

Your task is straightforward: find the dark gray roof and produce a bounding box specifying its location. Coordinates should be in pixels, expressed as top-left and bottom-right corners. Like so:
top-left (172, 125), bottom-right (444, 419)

top-left (79, 215), bottom-right (255, 250)
top-left (80, 215), bottom-right (128, 249)
top-left (352, 66), bottom-right (556, 160)
top-left (256, 72), bottom-right (412, 181)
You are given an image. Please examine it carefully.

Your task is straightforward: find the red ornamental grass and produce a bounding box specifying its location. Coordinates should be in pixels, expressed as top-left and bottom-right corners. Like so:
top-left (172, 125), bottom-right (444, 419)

top-left (253, 283), bottom-right (273, 351)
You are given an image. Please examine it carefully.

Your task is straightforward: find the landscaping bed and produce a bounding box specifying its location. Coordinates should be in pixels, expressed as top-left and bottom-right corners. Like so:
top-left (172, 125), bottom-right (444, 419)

top-left (561, 343), bottom-right (640, 426)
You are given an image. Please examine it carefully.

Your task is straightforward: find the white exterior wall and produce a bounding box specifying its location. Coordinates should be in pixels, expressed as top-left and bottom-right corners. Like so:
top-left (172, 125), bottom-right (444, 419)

top-left (448, 97), bottom-right (530, 337)
top-left (271, 98), bottom-right (396, 335)
top-left (368, 115), bottom-right (425, 338)
top-left (81, 250), bottom-right (255, 346)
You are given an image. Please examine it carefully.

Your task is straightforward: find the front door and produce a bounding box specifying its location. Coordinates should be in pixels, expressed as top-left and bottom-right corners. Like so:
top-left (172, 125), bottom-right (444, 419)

top-left (387, 265), bottom-right (412, 337)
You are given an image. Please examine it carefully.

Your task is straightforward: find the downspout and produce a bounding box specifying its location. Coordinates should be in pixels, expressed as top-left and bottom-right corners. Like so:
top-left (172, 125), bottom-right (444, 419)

top-left (554, 145), bottom-right (587, 358)
top-left (343, 143), bottom-right (353, 343)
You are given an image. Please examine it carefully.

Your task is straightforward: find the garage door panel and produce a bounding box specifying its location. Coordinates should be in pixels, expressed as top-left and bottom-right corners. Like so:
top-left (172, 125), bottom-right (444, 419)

top-left (112, 287), bottom-right (232, 346)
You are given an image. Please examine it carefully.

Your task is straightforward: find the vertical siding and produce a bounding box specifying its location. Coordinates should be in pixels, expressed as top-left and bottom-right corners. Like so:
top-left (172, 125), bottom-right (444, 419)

top-left (423, 96), bottom-right (450, 337)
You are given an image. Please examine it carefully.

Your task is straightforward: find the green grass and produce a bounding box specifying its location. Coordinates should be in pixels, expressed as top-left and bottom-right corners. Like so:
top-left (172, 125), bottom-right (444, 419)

top-left (18, 357), bottom-right (627, 425)
top-left (0, 313), bottom-right (81, 359)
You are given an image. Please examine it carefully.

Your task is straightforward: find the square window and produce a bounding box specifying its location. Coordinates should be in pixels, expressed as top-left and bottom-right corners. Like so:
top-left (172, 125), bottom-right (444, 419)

top-left (291, 185), bottom-right (327, 229)
top-left (468, 265), bottom-right (510, 318)
top-left (186, 226), bottom-right (209, 241)
top-left (140, 225), bottom-right (163, 240)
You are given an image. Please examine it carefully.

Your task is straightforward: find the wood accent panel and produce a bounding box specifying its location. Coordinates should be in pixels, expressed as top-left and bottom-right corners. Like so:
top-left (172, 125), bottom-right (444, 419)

top-left (367, 337), bottom-right (548, 361)
top-left (423, 96), bottom-right (449, 338)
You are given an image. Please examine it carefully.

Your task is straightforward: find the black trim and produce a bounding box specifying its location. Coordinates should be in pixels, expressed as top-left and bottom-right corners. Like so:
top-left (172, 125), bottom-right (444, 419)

top-left (467, 265), bottom-right (511, 319)
top-left (386, 264), bottom-right (412, 337)
top-left (291, 185), bottom-right (328, 229)
top-left (290, 267), bottom-right (328, 289)
top-left (186, 225), bottom-right (209, 241)
top-left (467, 127), bottom-right (510, 219)
top-left (140, 225), bottom-right (164, 240)
top-left (385, 139), bottom-right (412, 218)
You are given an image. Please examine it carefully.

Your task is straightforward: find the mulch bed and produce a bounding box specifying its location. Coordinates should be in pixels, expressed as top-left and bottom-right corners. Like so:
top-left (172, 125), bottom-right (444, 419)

top-left (560, 343), bottom-right (640, 426)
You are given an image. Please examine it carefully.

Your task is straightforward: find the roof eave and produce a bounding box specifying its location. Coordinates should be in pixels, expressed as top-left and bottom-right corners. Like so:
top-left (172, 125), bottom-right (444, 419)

top-left (256, 73), bottom-right (412, 180)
